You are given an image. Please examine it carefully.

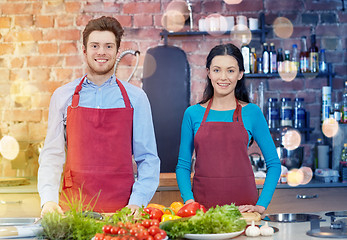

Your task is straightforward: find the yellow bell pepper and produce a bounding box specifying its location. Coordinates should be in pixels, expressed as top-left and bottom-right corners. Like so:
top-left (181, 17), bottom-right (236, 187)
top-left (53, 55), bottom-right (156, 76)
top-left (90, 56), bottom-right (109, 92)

top-left (161, 208), bottom-right (181, 222)
top-left (170, 201), bottom-right (184, 214)
top-left (146, 203), bottom-right (165, 213)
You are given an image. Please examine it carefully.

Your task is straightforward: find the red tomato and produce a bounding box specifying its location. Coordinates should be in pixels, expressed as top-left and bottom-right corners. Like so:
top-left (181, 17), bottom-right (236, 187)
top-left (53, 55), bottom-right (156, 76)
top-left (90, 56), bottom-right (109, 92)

top-left (117, 222), bottom-right (125, 228)
top-left (129, 237), bottom-right (137, 240)
top-left (148, 226), bottom-right (160, 236)
top-left (102, 225), bottom-right (112, 234)
top-left (158, 230), bottom-right (167, 238)
top-left (125, 222), bottom-right (133, 229)
top-left (147, 236), bottom-right (154, 240)
top-left (129, 227), bottom-right (138, 235)
top-left (103, 236), bottom-right (112, 240)
top-left (117, 228), bottom-right (128, 235)
top-left (154, 233), bottom-right (164, 240)
top-left (150, 219), bottom-right (160, 227)
top-left (110, 226), bottom-right (120, 235)
top-left (141, 219), bottom-right (151, 228)
top-left (94, 233), bottom-right (105, 240)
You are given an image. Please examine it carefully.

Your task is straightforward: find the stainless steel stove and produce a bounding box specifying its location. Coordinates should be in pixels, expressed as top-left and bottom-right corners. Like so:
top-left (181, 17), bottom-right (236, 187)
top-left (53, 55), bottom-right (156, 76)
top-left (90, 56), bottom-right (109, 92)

top-left (307, 211), bottom-right (347, 238)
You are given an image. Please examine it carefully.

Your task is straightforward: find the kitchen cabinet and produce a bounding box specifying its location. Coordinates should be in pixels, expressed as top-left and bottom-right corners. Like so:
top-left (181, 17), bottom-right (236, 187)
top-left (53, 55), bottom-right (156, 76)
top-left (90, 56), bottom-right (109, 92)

top-left (0, 193), bottom-right (41, 218)
top-left (264, 187), bottom-right (347, 214)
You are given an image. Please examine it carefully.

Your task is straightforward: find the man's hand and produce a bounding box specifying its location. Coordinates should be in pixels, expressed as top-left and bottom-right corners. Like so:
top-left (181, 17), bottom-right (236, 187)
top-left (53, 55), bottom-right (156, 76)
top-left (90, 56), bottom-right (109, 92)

top-left (238, 205), bottom-right (265, 214)
top-left (125, 204), bottom-right (140, 217)
top-left (41, 201), bottom-right (64, 217)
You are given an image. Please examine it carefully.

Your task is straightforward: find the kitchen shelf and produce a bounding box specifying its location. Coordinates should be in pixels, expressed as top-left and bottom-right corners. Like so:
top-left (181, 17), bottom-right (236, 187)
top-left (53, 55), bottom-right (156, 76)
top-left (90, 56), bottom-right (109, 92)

top-left (160, 13), bottom-right (270, 45)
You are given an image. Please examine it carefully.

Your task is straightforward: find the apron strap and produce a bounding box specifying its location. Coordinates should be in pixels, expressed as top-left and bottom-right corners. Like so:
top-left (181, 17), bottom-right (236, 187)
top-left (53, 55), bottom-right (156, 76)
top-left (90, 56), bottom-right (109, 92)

top-left (71, 75), bottom-right (87, 108)
top-left (201, 98), bottom-right (213, 124)
top-left (116, 79), bottom-right (132, 109)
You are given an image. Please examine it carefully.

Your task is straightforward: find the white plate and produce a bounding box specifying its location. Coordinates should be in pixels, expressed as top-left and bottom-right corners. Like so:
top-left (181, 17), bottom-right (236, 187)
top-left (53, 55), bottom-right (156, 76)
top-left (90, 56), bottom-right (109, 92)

top-left (184, 230), bottom-right (244, 240)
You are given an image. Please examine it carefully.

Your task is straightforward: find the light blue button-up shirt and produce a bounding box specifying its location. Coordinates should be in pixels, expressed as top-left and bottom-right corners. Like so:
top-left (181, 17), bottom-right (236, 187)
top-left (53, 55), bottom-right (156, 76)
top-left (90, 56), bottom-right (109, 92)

top-left (38, 75), bottom-right (160, 208)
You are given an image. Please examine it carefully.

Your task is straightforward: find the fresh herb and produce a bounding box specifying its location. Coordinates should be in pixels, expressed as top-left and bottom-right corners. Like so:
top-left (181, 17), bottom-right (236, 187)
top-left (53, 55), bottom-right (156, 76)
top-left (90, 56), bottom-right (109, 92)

top-left (160, 204), bottom-right (247, 239)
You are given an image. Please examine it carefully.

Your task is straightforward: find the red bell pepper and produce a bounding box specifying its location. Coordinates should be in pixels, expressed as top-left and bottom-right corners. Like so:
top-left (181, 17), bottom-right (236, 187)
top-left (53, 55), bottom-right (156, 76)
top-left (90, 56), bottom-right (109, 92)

top-left (176, 202), bottom-right (207, 217)
top-left (144, 207), bottom-right (164, 221)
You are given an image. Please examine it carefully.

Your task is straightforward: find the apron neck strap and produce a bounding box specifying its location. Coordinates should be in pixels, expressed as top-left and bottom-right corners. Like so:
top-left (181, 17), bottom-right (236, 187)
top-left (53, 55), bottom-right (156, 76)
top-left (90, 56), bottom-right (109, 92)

top-left (201, 97), bottom-right (242, 123)
top-left (71, 76), bottom-right (132, 109)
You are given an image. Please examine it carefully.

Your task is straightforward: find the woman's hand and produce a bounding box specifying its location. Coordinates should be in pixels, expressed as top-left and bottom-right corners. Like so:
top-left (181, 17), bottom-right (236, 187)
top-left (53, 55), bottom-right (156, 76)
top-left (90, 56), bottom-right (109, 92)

top-left (238, 205), bottom-right (265, 214)
top-left (184, 199), bottom-right (195, 205)
top-left (41, 201), bottom-right (64, 217)
top-left (125, 204), bottom-right (140, 216)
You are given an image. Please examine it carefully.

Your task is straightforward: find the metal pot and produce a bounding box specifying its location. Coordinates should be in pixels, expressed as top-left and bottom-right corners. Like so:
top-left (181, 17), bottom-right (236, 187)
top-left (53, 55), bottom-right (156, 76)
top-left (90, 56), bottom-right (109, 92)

top-left (277, 146), bottom-right (304, 170)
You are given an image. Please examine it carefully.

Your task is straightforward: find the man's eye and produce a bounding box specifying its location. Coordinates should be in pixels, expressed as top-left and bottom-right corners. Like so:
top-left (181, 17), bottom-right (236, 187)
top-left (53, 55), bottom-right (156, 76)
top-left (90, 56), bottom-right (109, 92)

top-left (107, 45), bottom-right (112, 49)
top-left (92, 45), bottom-right (97, 48)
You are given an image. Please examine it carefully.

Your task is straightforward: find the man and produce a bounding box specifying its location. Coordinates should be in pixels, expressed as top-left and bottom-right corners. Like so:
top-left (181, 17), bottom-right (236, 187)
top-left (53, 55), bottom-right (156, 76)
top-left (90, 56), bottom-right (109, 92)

top-left (38, 16), bottom-right (160, 216)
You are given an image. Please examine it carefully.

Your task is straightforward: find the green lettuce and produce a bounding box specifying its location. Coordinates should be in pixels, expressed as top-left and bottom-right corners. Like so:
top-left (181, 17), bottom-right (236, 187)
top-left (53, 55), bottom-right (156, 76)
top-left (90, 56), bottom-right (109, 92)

top-left (160, 204), bottom-right (247, 239)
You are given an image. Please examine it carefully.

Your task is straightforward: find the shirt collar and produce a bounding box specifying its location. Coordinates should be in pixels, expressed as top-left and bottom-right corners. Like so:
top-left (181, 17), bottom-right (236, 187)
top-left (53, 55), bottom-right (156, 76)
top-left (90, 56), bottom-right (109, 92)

top-left (84, 74), bottom-right (117, 86)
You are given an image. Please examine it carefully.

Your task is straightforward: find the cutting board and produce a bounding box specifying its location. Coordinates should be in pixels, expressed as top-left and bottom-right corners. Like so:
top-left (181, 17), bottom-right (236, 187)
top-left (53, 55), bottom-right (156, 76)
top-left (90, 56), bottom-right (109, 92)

top-left (0, 178), bottom-right (30, 187)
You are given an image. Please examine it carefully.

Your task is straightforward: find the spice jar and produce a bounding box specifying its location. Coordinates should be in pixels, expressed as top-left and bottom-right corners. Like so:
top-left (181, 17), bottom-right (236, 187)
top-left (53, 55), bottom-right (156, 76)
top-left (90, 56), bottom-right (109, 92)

top-left (267, 98), bottom-right (280, 129)
top-left (280, 98), bottom-right (293, 127)
top-left (294, 98), bottom-right (306, 129)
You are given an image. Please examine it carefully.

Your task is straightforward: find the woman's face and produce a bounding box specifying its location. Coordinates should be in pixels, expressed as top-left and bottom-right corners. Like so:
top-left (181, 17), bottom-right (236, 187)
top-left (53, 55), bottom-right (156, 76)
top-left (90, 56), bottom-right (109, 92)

top-left (207, 55), bottom-right (244, 98)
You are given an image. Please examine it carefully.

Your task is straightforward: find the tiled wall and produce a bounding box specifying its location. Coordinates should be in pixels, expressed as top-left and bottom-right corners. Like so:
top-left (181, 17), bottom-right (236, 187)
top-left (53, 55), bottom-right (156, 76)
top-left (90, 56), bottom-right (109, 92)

top-left (0, 0), bottom-right (346, 176)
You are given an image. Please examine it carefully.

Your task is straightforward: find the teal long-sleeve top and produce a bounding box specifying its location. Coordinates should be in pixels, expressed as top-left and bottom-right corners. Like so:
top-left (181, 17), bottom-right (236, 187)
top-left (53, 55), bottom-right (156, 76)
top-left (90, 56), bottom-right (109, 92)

top-left (176, 103), bottom-right (281, 209)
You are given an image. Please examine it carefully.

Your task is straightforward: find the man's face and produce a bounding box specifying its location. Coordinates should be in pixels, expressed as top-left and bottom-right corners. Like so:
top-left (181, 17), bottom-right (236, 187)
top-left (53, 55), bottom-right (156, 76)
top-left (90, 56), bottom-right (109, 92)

top-left (83, 30), bottom-right (118, 77)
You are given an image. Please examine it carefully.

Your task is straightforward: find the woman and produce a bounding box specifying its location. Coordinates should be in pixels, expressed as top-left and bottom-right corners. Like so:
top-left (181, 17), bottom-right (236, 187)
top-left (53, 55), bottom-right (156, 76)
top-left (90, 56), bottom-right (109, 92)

top-left (176, 43), bottom-right (281, 214)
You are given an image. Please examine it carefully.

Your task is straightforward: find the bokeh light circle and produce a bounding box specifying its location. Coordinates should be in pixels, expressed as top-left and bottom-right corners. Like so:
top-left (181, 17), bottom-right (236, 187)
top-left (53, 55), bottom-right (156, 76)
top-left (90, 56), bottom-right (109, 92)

top-left (273, 17), bottom-right (293, 39)
top-left (142, 53), bottom-right (157, 79)
top-left (161, 10), bottom-right (186, 32)
top-left (281, 128), bottom-right (301, 150)
top-left (279, 62), bottom-right (298, 82)
top-left (224, 0), bottom-right (243, 4)
top-left (287, 168), bottom-right (304, 187)
top-left (0, 136), bottom-right (20, 160)
top-left (230, 25), bottom-right (252, 46)
top-left (322, 117), bottom-right (339, 138)
top-left (299, 167), bottom-right (313, 185)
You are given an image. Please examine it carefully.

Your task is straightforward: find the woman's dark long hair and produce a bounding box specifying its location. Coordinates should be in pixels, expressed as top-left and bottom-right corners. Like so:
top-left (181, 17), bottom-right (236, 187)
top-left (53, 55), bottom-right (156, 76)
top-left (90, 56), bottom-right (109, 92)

top-left (199, 43), bottom-right (250, 104)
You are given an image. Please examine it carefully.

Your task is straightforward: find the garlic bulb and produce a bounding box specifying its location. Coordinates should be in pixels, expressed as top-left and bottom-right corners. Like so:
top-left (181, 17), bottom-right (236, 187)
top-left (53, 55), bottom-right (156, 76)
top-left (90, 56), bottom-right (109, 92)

top-left (260, 222), bottom-right (274, 236)
top-left (245, 220), bottom-right (260, 237)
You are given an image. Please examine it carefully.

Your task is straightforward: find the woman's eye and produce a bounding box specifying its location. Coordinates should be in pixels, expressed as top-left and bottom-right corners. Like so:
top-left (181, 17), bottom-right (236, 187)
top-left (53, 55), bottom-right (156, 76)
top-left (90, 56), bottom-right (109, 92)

top-left (228, 69), bottom-right (234, 73)
top-left (213, 69), bottom-right (219, 73)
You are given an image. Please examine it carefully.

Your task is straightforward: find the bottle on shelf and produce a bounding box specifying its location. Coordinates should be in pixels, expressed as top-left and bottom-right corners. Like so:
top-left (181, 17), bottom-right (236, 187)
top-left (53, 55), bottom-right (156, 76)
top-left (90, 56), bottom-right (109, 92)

top-left (257, 57), bottom-right (263, 73)
top-left (341, 143), bottom-right (347, 162)
top-left (284, 50), bottom-right (291, 73)
top-left (294, 98), bottom-right (306, 129)
top-left (250, 48), bottom-right (257, 74)
top-left (280, 97), bottom-right (293, 127)
top-left (267, 98), bottom-right (280, 129)
top-left (319, 49), bottom-right (327, 73)
top-left (291, 44), bottom-right (299, 72)
top-left (342, 80), bottom-right (347, 123)
top-left (313, 138), bottom-right (323, 170)
top-left (322, 86), bottom-right (332, 123)
top-left (277, 48), bottom-right (284, 73)
top-left (300, 36), bottom-right (310, 73)
top-left (333, 103), bottom-right (341, 122)
top-left (241, 35), bottom-right (250, 74)
top-left (309, 31), bottom-right (319, 73)
top-left (262, 43), bottom-right (270, 74)
top-left (269, 43), bottom-right (277, 73)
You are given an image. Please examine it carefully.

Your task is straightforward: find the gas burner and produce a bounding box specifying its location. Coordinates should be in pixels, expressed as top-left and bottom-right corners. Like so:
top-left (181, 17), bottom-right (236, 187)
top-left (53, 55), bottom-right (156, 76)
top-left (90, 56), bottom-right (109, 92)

top-left (307, 211), bottom-right (347, 238)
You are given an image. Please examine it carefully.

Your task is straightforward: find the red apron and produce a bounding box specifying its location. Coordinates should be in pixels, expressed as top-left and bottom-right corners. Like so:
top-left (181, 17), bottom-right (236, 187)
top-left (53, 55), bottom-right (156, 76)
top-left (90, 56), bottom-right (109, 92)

top-left (193, 98), bottom-right (258, 208)
top-left (60, 76), bottom-right (134, 213)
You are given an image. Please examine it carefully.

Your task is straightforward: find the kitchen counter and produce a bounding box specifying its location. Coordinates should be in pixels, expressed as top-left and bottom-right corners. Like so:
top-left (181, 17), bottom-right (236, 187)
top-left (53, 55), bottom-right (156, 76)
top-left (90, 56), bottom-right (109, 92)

top-left (1, 211), bottom-right (346, 240)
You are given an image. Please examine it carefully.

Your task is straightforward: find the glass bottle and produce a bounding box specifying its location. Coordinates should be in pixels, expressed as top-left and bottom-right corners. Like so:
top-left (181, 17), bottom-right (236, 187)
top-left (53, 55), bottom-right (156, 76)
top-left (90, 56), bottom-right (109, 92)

top-left (280, 97), bottom-right (293, 127)
top-left (277, 48), bottom-right (284, 73)
top-left (241, 35), bottom-right (250, 74)
top-left (262, 43), bottom-right (270, 74)
top-left (319, 49), bottom-right (327, 73)
top-left (309, 32), bottom-right (319, 73)
top-left (284, 50), bottom-right (291, 73)
top-left (342, 80), bottom-right (347, 123)
top-left (267, 98), bottom-right (280, 129)
top-left (257, 57), bottom-right (263, 73)
top-left (291, 44), bottom-right (299, 72)
top-left (250, 48), bottom-right (257, 74)
top-left (294, 98), bottom-right (306, 129)
top-left (300, 36), bottom-right (310, 73)
top-left (341, 143), bottom-right (347, 162)
top-left (333, 103), bottom-right (341, 122)
top-left (269, 43), bottom-right (277, 73)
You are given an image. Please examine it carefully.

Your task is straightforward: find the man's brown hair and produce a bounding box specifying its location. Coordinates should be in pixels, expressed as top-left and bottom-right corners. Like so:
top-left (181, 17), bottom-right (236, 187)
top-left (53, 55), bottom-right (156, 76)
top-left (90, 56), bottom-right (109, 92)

top-left (83, 16), bottom-right (124, 50)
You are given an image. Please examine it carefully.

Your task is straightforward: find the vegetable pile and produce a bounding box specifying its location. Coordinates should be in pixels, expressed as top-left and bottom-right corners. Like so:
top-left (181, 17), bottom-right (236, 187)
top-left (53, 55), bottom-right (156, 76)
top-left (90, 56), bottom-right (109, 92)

top-left (160, 204), bottom-right (247, 239)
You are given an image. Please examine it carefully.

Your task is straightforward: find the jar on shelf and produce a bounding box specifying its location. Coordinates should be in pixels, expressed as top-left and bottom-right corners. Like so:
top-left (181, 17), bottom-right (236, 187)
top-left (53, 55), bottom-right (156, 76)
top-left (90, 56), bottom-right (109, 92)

top-left (280, 97), bottom-right (293, 127)
top-left (267, 98), bottom-right (280, 129)
top-left (294, 98), bottom-right (306, 129)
